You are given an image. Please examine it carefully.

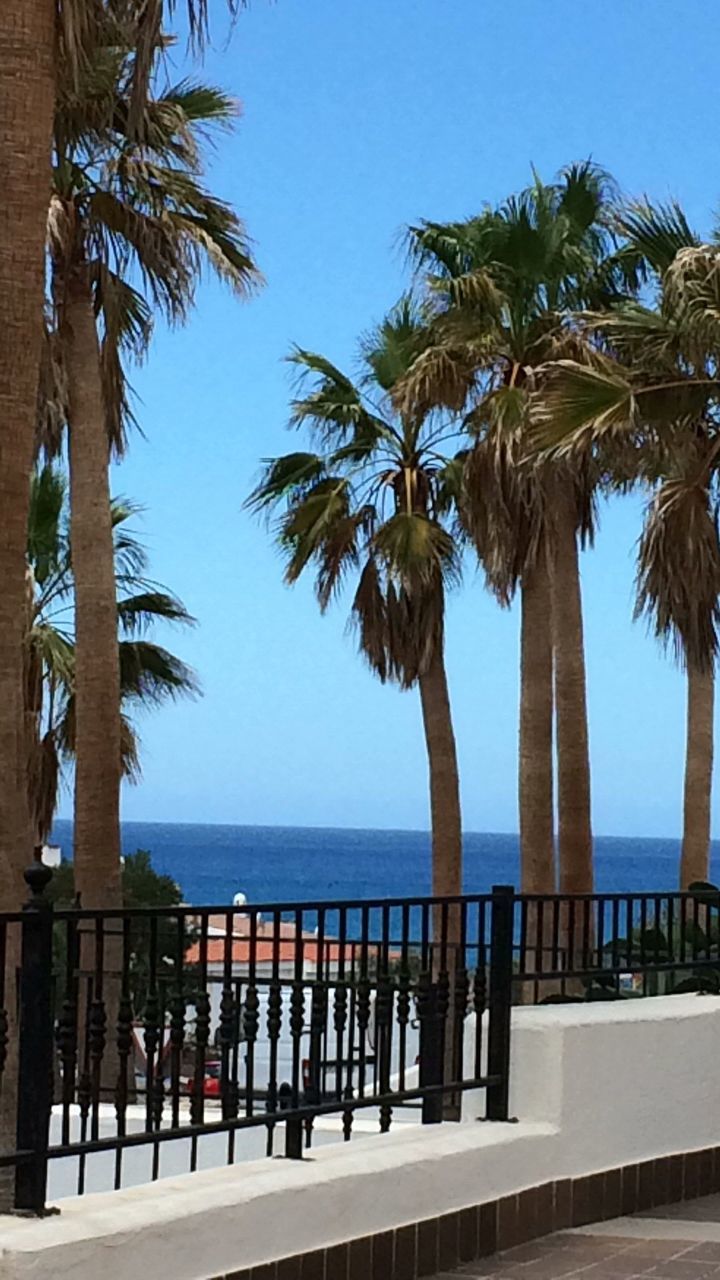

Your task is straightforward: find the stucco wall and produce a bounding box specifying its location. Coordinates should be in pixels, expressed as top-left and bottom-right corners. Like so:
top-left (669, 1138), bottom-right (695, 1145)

top-left (1, 993), bottom-right (718, 1280)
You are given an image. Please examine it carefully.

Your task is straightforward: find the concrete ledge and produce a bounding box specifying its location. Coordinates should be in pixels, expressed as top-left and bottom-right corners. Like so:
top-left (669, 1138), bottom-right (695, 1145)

top-left (0, 1121), bottom-right (557, 1279)
top-left (3, 994), bottom-right (720, 1279)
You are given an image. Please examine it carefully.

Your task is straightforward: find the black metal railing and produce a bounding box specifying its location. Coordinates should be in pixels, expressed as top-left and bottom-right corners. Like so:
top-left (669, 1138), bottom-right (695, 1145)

top-left (511, 888), bottom-right (720, 1002)
top-left (3, 870), bottom-right (719, 1216)
top-left (0, 868), bottom-right (515, 1215)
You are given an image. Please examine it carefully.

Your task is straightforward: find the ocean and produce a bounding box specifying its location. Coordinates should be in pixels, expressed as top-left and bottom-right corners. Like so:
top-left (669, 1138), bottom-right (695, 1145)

top-left (49, 821), bottom-right (714, 906)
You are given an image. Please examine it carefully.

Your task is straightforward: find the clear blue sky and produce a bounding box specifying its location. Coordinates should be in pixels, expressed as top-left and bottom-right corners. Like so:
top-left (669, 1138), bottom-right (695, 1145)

top-left (62, 0), bottom-right (720, 836)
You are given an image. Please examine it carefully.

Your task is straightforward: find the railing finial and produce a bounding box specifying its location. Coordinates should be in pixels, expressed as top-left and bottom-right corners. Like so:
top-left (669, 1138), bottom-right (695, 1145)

top-left (24, 854), bottom-right (53, 908)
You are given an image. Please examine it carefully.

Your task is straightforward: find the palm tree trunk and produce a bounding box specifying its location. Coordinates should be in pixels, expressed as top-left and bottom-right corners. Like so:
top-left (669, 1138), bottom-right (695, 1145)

top-left (681, 662), bottom-right (714, 888)
top-left (64, 264), bottom-right (123, 910)
top-left (0, 0), bottom-right (55, 1211)
top-left (551, 486), bottom-right (593, 895)
top-left (419, 649), bottom-right (462, 900)
top-left (65, 263), bottom-right (124, 1098)
top-left (419, 646), bottom-right (462, 1118)
top-left (519, 540), bottom-right (555, 894)
top-left (0, 0), bottom-right (54, 904)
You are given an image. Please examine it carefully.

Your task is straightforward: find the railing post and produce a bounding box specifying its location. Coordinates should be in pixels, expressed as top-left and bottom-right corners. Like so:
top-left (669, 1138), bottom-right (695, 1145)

top-left (15, 859), bottom-right (54, 1215)
top-left (279, 1081), bottom-right (303, 1159)
top-left (486, 883), bottom-right (514, 1122)
top-left (417, 970), bottom-right (443, 1124)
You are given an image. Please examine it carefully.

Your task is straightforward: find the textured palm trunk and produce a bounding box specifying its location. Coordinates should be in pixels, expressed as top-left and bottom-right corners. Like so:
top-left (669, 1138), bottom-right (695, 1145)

top-left (0, 0), bottom-right (54, 896)
top-left (65, 266), bottom-right (123, 909)
top-left (419, 646), bottom-right (462, 1117)
top-left (681, 662), bottom-right (714, 889)
top-left (519, 543), bottom-right (556, 1000)
top-left (0, 0), bottom-right (56, 1209)
top-left (419, 649), bottom-right (462, 901)
top-left (519, 541), bottom-right (555, 894)
top-left (65, 266), bottom-right (123, 1094)
top-left (551, 487), bottom-right (593, 896)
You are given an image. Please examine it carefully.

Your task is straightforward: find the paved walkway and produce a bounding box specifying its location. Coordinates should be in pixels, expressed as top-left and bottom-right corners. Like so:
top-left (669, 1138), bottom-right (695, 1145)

top-left (432, 1195), bottom-right (720, 1279)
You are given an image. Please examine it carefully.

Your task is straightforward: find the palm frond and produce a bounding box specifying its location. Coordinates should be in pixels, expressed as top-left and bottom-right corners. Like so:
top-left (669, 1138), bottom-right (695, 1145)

top-left (350, 556), bottom-right (389, 682)
top-left (315, 514), bottom-right (364, 611)
top-left (635, 477), bottom-right (720, 670)
top-left (281, 478), bottom-right (353, 584)
top-left (530, 358), bottom-right (637, 451)
top-left (119, 640), bottom-right (200, 704)
top-left (30, 731), bottom-right (61, 845)
top-left (118, 590), bottom-right (195, 635)
top-left (373, 512), bottom-right (461, 590)
top-left (620, 201), bottom-right (699, 275)
top-left (120, 711), bottom-right (142, 782)
top-left (246, 453), bottom-right (327, 514)
top-left (28, 468), bottom-right (67, 586)
top-left (28, 625), bottom-right (76, 689)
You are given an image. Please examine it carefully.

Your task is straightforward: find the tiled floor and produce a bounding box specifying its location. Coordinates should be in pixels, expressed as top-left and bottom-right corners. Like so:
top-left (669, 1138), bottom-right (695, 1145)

top-left (431, 1233), bottom-right (720, 1278)
top-left (430, 1195), bottom-right (720, 1279)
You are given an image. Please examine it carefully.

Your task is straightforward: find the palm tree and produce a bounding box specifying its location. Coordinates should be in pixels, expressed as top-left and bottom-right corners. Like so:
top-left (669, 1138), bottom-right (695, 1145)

top-left (533, 203), bottom-right (720, 886)
top-left (402, 164), bottom-right (634, 894)
top-left (26, 465), bottom-right (198, 853)
top-left (248, 301), bottom-right (464, 900)
top-left (48, 39), bottom-right (258, 908)
top-left (0, 1), bottom-right (57, 911)
top-left (0, 0), bottom-right (244, 914)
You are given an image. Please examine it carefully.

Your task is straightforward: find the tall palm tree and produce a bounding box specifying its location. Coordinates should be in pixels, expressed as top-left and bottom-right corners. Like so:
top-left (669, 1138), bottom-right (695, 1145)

top-left (248, 302), bottom-right (464, 900)
top-left (0, 0), bottom-right (244, 910)
top-left (26, 465), bottom-right (198, 851)
top-left (402, 164), bottom-right (634, 894)
top-left (533, 203), bottom-right (720, 886)
top-left (49, 40), bottom-right (258, 908)
top-left (0, 1), bottom-right (56, 909)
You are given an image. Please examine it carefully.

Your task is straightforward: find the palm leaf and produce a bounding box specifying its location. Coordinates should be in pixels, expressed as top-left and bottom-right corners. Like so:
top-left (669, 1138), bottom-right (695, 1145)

top-left (620, 201), bottom-right (699, 274)
top-left (635, 477), bottom-right (720, 670)
top-left (373, 512), bottom-right (461, 589)
top-left (530, 358), bottom-right (637, 450)
top-left (119, 641), bottom-right (199, 704)
top-left (117, 590), bottom-right (195, 636)
top-left (246, 453), bottom-right (327, 513)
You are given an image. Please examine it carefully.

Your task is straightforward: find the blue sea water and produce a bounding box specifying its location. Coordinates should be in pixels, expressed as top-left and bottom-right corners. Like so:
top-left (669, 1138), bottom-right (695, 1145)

top-left (49, 820), bottom-right (715, 906)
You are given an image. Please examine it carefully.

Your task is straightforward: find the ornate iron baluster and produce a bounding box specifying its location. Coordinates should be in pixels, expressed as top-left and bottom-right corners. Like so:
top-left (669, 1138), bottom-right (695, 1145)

top-left (219, 981), bottom-right (236, 1119)
top-left (243, 982), bottom-right (259, 1117)
top-left (143, 988), bottom-right (160, 1132)
top-left (189, 914), bottom-right (210, 1174)
top-left (56, 918), bottom-right (79, 1148)
top-left (244, 910), bottom-right (259, 1119)
top-left (190, 989), bottom-right (210, 1125)
top-left (169, 986), bottom-right (185, 1129)
top-left (88, 919), bottom-right (107, 1145)
top-left (143, 913), bottom-right (160, 1136)
top-left (396, 966), bottom-right (410, 1093)
top-left (473, 901), bottom-right (488, 1081)
top-left (114, 989), bottom-right (133, 1190)
top-left (334, 907), bottom-right (348, 1103)
top-left (266, 977), bottom-right (282, 1155)
top-left (355, 976), bottom-right (371, 1100)
top-left (289, 979), bottom-right (304, 1109)
top-left (333, 980), bottom-right (348, 1101)
top-left (77, 978), bottom-right (92, 1195)
top-left (152, 988), bottom-right (165, 1134)
top-left (290, 907), bottom-right (304, 1109)
top-left (169, 914), bottom-right (186, 1132)
top-left (304, 982), bottom-right (326, 1148)
top-left (375, 971), bottom-right (393, 1134)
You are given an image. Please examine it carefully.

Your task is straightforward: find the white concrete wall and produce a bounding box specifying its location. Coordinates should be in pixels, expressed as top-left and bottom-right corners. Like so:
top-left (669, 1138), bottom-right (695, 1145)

top-left (2, 994), bottom-right (719, 1280)
top-left (463, 995), bottom-right (720, 1172)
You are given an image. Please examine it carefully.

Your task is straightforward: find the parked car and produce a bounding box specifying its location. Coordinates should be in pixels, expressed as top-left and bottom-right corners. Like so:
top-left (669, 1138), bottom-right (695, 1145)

top-left (187, 1059), bottom-right (222, 1099)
